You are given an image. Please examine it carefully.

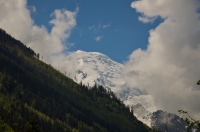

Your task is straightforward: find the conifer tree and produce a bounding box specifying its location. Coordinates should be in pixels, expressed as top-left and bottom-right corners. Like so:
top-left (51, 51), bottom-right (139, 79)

top-left (0, 120), bottom-right (14, 132)
top-left (24, 117), bottom-right (41, 132)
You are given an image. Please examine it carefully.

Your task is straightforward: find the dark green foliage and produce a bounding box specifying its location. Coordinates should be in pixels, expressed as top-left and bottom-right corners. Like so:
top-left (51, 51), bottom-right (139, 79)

top-left (25, 117), bottom-right (41, 132)
top-left (178, 110), bottom-right (200, 131)
top-left (197, 80), bottom-right (200, 85)
top-left (0, 120), bottom-right (14, 132)
top-left (0, 28), bottom-right (153, 132)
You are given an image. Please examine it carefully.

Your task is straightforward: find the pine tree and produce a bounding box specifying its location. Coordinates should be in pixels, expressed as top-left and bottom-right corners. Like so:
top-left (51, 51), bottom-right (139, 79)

top-left (24, 117), bottom-right (41, 132)
top-left (36, 53), bottom-right (40, 59)
top-left (0, 120), bottom-right (14, 132)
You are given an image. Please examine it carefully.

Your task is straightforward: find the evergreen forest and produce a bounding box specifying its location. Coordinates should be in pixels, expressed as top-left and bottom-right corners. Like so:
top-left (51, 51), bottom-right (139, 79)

top-left (0, 28), bottom-right (154, 132)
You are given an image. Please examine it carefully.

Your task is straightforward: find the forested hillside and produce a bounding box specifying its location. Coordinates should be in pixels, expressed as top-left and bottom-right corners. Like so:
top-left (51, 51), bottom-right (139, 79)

top-left (0, 28), bottom-right (153, 132)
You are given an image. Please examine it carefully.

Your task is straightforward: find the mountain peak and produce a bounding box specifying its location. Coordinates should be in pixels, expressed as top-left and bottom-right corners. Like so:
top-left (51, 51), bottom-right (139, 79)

top-left (75, 50), bottom-right (107, 57)
top-left (64, 50), bottom-right (124, 93)
top-left (76, 50), bottom-right (85, 53)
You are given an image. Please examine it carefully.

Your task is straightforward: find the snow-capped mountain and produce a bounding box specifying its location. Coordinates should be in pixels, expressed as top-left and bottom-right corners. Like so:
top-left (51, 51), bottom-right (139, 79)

top-left (63, 50), bottom-right (156, 110)
top-left (63, 50), bottom-right (125, 94)
top-left (151, 110), bottom-right (187, 132)
top-left (63, 50), bottom-right (153, 105)
top-left (63, 50), bottom-right (193, 131)
top-left (132, 103), bottom-right (198, 132)
top-left (132, 103), bottom-right (152, 127)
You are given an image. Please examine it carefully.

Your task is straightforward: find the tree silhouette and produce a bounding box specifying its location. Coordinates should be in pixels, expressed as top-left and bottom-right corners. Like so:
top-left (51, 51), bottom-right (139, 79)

top-left (178, 80), bottom-right (200, 132)
top-left (24, 117), bottom-right (41, 132)
top-left (36, 53), bottom-right (40, 59)
top-left (178, 110), bottom-right (200, 131)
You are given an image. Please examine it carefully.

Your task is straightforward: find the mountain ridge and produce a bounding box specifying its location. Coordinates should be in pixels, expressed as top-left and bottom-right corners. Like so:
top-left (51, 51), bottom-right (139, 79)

top-left (0, 28), bottom-right (153, 132)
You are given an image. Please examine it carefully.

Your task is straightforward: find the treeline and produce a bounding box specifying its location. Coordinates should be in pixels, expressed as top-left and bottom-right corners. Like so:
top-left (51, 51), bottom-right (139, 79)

top-left (0, 28), bottom-right (153, 132)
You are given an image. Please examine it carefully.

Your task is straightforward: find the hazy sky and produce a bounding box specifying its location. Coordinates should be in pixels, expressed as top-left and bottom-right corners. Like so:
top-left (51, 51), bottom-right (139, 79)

top-left (0, 0), bottom-right (200, 119)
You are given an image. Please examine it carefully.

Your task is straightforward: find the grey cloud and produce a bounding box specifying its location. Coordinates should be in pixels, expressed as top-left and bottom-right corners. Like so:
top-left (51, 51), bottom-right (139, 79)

top-left (124, 0), bottom-right (200, 119)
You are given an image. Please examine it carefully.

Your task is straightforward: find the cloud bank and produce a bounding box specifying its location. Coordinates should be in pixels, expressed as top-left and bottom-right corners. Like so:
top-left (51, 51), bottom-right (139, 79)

top-left (125, 0), bottom-right (200, 118)
top-left (0, 0), bottom-right (78, 71)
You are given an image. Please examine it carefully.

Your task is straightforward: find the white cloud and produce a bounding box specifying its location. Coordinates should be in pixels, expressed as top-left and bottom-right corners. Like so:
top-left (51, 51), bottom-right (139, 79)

top-left (102, 23), bottom-right (111, 28)
top-left (138, 16), bottom-right (156, 23)
top-left (0, 0), bottom-right (78, 72)
top-left (88, 22), bottom-right (111, 33)
top-left (28, 6), bottom-right (36, 12)
top-left (124, 0), bottom-right (200, 118)
top-left (89, 25), bottom-right (95, 30)
top-left (95, 36), bottom-right (103, 41)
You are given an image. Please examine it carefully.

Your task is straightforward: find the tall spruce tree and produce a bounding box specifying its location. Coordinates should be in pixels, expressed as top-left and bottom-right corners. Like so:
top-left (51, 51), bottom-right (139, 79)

top-left (24, 117), bottom-right (41, 132)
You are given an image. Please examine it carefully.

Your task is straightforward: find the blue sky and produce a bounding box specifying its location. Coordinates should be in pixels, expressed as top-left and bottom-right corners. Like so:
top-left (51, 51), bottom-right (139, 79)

top-left (27, 0), bottom-right (162, 63)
